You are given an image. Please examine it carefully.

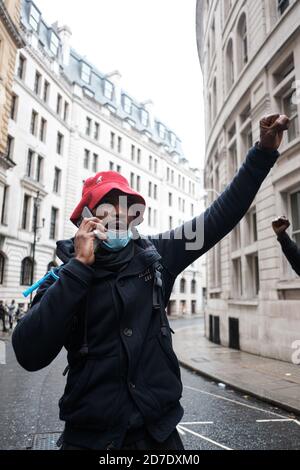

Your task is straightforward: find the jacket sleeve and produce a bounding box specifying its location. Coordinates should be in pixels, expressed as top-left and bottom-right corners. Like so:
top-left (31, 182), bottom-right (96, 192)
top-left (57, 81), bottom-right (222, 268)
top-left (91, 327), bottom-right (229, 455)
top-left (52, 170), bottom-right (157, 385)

top-left (277, 232), bottom-right (300, 276)
top-left (149, 144), bottom-right (280, 277)
top-left (12, 258), bottom-right (94, 372)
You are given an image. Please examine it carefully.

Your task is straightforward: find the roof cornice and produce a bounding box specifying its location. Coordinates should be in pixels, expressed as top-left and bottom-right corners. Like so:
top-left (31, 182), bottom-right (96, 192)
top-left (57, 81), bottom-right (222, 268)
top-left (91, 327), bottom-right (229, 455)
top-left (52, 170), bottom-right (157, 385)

top-left (0, 0), bottom-right (25, 48)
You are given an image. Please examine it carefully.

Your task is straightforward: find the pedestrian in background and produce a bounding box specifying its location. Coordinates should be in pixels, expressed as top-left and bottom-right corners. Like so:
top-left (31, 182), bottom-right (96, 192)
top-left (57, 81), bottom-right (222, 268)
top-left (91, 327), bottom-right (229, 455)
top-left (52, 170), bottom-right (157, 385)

top-left (0, 300), bottom-right (8, 333)
top-left (272, 216), bottom-right (300, 276)
top-left (7, 299), bottom-right (16, 330)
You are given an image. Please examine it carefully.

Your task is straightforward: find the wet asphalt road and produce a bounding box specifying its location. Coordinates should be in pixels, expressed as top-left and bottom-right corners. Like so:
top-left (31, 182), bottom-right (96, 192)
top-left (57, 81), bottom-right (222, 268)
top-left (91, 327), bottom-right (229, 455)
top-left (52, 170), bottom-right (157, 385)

top-left (0, 318), bottom-right (299, 450)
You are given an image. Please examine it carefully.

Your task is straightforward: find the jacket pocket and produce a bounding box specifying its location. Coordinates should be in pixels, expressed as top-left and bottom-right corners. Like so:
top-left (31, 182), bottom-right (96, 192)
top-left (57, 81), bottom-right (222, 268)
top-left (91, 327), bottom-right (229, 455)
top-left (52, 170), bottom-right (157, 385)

top-left (157, 332), bottom-right (181, 380)
top-left (60, 359), bottom-right (94, 410)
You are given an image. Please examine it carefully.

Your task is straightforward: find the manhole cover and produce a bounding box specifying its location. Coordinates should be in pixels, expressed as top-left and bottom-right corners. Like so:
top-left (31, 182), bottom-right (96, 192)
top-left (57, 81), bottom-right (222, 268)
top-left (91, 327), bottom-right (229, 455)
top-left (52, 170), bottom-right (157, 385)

top-left (29, 432), bottom-right (62, 450)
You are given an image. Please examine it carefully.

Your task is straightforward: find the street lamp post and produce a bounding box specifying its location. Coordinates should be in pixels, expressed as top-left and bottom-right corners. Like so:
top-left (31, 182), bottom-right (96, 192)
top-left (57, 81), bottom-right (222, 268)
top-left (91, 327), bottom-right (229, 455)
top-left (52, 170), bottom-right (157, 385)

top-left (29, 191), bottom-right (45, 305)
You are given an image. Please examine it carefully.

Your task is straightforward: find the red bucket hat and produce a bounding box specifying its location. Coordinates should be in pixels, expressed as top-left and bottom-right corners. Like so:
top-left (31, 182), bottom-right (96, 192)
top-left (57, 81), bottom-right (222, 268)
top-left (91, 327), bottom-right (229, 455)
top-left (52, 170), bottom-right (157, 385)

top-left (70, 171), bottom-right (146, 227)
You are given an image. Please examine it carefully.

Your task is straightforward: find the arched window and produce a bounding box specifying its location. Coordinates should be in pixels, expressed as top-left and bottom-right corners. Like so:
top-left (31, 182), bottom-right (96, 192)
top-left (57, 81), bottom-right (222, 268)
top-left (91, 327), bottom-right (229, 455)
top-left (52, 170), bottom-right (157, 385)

top-left (47, 261), bottom-right (58, 271)
top-left (20, 257), bottom-right (34, 286)
top-left (237, 13), bottom-right (248, 73)
top-left (226, 39), bottom-right (234, 91)
top-left (0, 252), bottom-right (5, 284)
top-left (180, 278), bottom-right (186, 294)
top-left (191, 279), bottom-right (197, 294)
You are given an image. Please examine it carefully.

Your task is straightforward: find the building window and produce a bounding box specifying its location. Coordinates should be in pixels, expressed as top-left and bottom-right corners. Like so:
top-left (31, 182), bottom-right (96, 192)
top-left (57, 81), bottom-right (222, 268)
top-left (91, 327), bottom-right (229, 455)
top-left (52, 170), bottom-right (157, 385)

top-left (21, 194), bottom-right (31, 230)
top-left (43, 80), bottom-right (50, 103)
top-left (291, 190), bottom-right (300, 246)
top-left (36, 155), bottom-right (43, 183)
top-left (86, 117), bottom-right (92, 136)
top-left (26, 149), bottom-right (34, 178)
top-left (94, 122), bottom-right (100, 140)
top-left (278, 0), bottom-right (289, 15)
top-left (237, 13), bottom-right (248, 73)
top-left (229, 142), bottom-right (238, 177)
top-left (29, 4), bottom-right (41, 31)
top-left (180, 278), bottom-right (186, 293)
top-left (154, 184), bottom-right (157, 200)
top-left (123, 95), bottom-right (132, 114)
top-left (20, 257), bottom-right (33, 286)
top-left (246, 209), bottom-right (257, 245)
top-left (110, 132), bottom-right (115, 150)
top-left (191, 203), bottom-right (194, 217)
top-left (81, 63), bottom-right (91, 84)
top-left (104, 80), bottom-right (114, 100)
top-left (232, 257), bottom-right (242, 298)
top-left (40, 118), bottom-right (47, 143)
top-left (131, 145), bottom-right (135, 161)
top-left (168, 192), bottom-right (172, 206)
top-left (6, 135), bottom-right (14, 160)
top-left (154, 159), bottom-right (158, 173)
top-left (30, 110), bottom-right (38, 136)
top-left (50, 207), bottom-right (58, 240)
top-left (136, 175), bottom-right (141, 192)
top-left (63, 102), bottom-right (69, 122)
top-left (57, 132), bottom-right (64, 155)
top-left (169, 216), bottom-right (173, 230)
top-left (109, 161), bottom-right (114, 170)
top-left (191, 279), bottom-right (197, 294)
top-left (0, 253), bottom-right (5, 284)
top-left (158, 123), bottom-right (166, 139)
top-left (148, 207), bottom-right (152, 226)
top-left (283, 90), bottom-right (299, 142)
top-left (141, 109), bottom-right (149, 126)
top-left (117, 136), bottom-right (122, 153)
top-left (116, 165), bottom-right (121, 173)
top-left (92, 153), bottom-right (98, 173)
top-left (84, 149), bottom-right (90, 169)
top-left (0, 184), bottom-right (9, 225)
top-left (53, 167), bottom-right (61, 193)
top-left (17, 54), bottom-right (26, 80)
top-left (10, 94), bottom-right (18, 121)
top-left (149, 155), bottom-right (153, 171)
top-left (148, 182), bottom-right (152, 198)
top-left (137, 148), bottom-right (141, 164)
top-left (246, 253), bottom-right (260, 297)
top-left (56, 94), bottom-right (62, 115)
top-left (226, 39), bottom-right (234, 91)
top-left (130, 172), bottom-right (134, 188)
top-left (50, 31), bottom-right (59, 56)
top-left (34, 71), bottom-right (41, 95)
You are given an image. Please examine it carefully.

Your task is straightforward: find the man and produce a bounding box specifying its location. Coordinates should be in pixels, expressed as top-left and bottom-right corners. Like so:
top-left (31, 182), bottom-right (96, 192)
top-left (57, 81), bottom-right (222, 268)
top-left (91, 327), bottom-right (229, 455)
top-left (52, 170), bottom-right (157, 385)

top-left (12, 114), bottom-right (289, 450)
top-left (7, 299), bottom-right (16, 330)
top-left (0, 301), bottom-right (7, 333)
top-left (272, 216), bottom-right (300, 276)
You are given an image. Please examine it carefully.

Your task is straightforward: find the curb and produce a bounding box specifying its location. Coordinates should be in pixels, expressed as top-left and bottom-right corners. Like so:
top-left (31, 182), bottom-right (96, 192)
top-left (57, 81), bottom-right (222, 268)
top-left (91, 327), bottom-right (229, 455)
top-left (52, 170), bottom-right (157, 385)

top-left (178, 357), bottom-right (300, 417)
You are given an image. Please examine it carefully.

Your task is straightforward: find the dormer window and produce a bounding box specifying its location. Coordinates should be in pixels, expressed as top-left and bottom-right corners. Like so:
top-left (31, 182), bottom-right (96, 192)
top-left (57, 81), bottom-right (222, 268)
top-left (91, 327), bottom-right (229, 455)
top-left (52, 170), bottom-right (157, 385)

top-left (104, 80), bottom-right (114, 100)
top-left (170, 132), bottom-right (177, 147)
top-left (141, 109), bottom-right (149, 126)
top-left (158, 123), bottom-right (166, 139)
top-left (50, 31), bottom-right (59, 56)
top-left (81, 63), bottom-right (92, 84)
top-left (123, 95), bottom-right (132, 114)
top-left (29, 4), bottom-right (41, 32)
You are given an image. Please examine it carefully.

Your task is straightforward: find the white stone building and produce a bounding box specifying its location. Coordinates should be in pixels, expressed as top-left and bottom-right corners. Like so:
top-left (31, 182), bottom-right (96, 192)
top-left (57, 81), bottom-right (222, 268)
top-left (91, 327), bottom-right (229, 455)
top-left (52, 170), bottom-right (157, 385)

top-left (196, 0), bottom-right (300, 361)
top-left (0, 0), bottom-right (205, 317)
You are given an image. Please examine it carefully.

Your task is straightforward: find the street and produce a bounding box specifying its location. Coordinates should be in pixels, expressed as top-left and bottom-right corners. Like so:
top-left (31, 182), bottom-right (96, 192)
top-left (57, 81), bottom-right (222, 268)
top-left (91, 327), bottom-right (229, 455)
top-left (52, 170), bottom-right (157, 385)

top-left (0, 317), bottom-right (299, 450)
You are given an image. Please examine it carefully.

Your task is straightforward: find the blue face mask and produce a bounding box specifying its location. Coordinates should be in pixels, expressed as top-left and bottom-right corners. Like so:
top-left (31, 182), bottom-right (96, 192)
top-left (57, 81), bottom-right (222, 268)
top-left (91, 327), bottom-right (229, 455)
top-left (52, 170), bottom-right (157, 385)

top-left (101, 229), bottom-right (133, 252)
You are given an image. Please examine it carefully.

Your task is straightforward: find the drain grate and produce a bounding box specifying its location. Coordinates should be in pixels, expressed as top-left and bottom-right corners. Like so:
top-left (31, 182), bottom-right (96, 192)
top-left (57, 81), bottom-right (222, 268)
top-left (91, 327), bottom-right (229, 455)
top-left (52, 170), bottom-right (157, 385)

top-left (29, 432), bottom-right (62, 450)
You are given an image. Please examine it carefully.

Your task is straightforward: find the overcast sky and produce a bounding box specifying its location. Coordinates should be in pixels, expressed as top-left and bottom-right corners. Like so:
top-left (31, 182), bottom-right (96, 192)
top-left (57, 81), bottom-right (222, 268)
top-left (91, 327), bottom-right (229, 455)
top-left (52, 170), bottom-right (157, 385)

top-left (37, 0), bottom-right (205, 169)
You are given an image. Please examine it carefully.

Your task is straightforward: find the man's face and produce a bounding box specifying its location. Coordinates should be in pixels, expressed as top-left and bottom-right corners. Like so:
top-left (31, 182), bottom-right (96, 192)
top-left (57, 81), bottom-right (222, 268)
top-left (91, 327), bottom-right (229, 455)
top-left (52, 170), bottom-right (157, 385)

top-left (91, 189), bottom-right (143, 230)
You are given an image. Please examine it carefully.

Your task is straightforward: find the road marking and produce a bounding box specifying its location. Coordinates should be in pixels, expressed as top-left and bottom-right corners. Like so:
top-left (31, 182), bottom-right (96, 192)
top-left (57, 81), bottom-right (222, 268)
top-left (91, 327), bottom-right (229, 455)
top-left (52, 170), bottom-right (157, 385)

top-left (256, 418), bottom-right (300, 425)
top-left (184, 385), bottom-right (292, 419)
top-left (176, 426), bottom-right (186, 436)
top-left (177, 424), bottom-right (232, 450)
top-left (180, 421), bottom-right (214, 425)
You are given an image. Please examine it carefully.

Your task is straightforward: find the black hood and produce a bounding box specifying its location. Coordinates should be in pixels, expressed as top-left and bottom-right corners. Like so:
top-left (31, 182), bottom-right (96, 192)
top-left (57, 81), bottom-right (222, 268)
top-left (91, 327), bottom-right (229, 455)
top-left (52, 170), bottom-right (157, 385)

top-left (56, 238), bottom-right (76, 264)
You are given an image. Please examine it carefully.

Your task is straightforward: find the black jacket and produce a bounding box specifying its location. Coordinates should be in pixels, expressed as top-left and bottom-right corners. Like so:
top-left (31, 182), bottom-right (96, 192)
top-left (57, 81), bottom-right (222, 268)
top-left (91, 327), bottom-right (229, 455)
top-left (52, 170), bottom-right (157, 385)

top-left (277, 232), bottom-right (300, 276)
top-left (12, 144), bottom-right (279, 449)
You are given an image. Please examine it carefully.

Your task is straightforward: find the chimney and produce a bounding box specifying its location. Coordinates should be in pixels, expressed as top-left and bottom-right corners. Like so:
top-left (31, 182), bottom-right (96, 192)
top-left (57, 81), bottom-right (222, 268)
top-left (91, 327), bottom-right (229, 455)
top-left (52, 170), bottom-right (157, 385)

top-left (57, 25), bottom-right (72, 67)
top-left (105, 70), bottom-right (122, 108)
top-left (141, 99), bottom-right (154, 130)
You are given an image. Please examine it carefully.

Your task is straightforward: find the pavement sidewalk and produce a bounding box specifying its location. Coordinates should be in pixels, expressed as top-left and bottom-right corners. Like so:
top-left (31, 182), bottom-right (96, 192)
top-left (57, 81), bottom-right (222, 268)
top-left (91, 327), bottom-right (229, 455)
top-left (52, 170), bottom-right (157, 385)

top-left (173, 325), bottom-right (300, 416)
